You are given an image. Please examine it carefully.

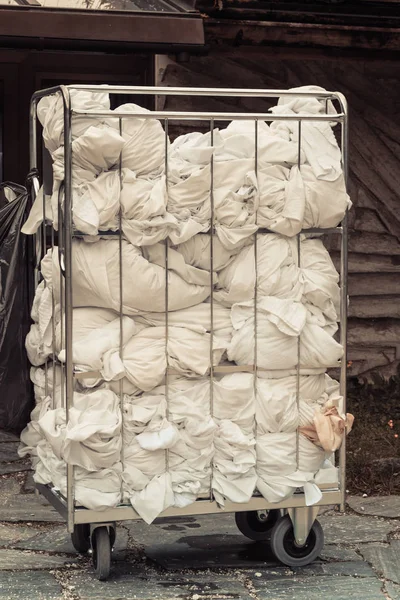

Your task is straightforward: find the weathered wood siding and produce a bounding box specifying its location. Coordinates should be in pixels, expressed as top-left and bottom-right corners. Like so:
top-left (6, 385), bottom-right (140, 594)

top-left (157, 49), bottom-right (400, 380)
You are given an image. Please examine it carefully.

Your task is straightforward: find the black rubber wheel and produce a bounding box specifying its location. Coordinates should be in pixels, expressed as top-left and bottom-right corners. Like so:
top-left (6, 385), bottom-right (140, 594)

top-left (270, 515), bottom-right (324, 567)
top-left (235, 510), bottom-right (280, 541)
top-left (71, 524), bottom-right (90, 554)
top-left (92, 526), bottom-right (112, 581)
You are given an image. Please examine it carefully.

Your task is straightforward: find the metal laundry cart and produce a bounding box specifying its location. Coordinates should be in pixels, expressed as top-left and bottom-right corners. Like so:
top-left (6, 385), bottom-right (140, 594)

top-left (28, 84), bottom-right (349, 580)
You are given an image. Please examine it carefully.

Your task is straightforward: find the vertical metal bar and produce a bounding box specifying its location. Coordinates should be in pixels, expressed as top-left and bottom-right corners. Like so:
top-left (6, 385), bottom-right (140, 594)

top-left (118, 117), bottom-right (125, 504)
top-left (51, 227), bottom-right (56, 409)
top-left (29, 98), bottom-right (42, 291)
top-left (253, 120), bottom-right (258, 434)
top-left (59, 228), bottom-right (65, 410)
top-left (209, 118), bottom-right (214, 502)
top-left (164, 118), bottom-right (170, 476)
top-left (44, 359), bottom-right (49, 397)
top-left (29, 99), bottom-right (38, 171)
top-left (43, 185), bottom-right (49, 399)
top-left (60, 86), bottom-right (75, 534)
top-left (339, 105), bottom-right (349, 512)
top-left (296, 120), bottom-right (302, 471)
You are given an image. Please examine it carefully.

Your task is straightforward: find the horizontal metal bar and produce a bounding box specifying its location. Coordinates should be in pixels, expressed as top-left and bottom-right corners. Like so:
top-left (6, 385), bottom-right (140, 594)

top-left (31, 85), bottom-right (69, 103)
top-left (213, 365), bottom-right (254, 374)
top-left (36, 483), bottom-right (68, 521)
top-left (66, 84), bottom-right (343, 101)
top-left (74, 490), bottom-right (342, 524)
top-left (74, 366), bottom-right (254, 379)
top-left (73, 230), bottom-right (119, 237)
top-left (73, 226), bottom-right (343, 238)
top-left (36, 483), bottom-right (341, 525)
top-left (73, 363), bottom-right (342, 379)
top-left (72, 108), bottom-right (345, 122)
top-left (301, 226), bottom-right (343, 234)
top-left (73, 370), bottom-right (100, 379)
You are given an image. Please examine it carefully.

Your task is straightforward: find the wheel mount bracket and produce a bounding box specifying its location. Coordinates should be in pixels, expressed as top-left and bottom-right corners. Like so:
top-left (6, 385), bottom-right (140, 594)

top-left (287, 506), bottom-right (320, 546)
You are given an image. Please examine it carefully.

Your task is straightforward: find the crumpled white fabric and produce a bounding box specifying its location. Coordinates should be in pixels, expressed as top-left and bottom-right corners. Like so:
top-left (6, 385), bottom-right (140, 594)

top-left (20, 371), bottom-right (341, 520)
top-left (32, 439), bottom-right (122, 511)
top-left (56, 307), bottom-right (136, 372)
top-left (21, 186), bottom-right (53, 236)
top-left (37, 88), bottom-right (112, 154)
top-left (26, 304), bottom-right (229, 392)
top-left (30, 365), bottom-right (64, 406)
top-left (136, 301), bottom-right (232, 337)
top-left (117, 103), bottom-right (167, 176)
top-left (270, 85), bottom-right (342, 182)
top-left (37, 389), bottom-right (122, 471)
top-left (256, 433), bottom-right (324, 505)
top-left (58, 463), bottom-right (123, 511)
top-left (120, 171), bottom-right (178, 246)
top-left (122, 380), bottom-right (215, 523)
top-left (40, 241), bottom-right (213, 314)
top-left (173, 234), bottom-right (242, 273)
top-left (229, 297), bottom-right (343, 370)
top-left (19, 395), bottom-right (53, 461)
top-left (50, 125), bottom-right (125, 230)
top-left (218, 119), bottom-right (305, 165)
top-left (255, 372), bottom-right (339, 504)
top-left (168, 132), bottom-right (259, 248)
top-left (216, 235), bottom-right (339, 322)
top-left (211, 374), bottom-right (257, 505)
top-left (103, 325), bottom-right (227, 392)
top-left (257, 163), bottom-right (350, 236)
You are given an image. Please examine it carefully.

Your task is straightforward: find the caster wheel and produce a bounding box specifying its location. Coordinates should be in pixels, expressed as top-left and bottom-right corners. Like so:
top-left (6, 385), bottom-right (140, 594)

top-left (92, 526), bottom-right (112, 581)
top-left (71, 524), bottom-right (90, 554)
top-left (235, 510), bottom-right (280, 541)
top-left (270, 515), bottom-right (324, 567)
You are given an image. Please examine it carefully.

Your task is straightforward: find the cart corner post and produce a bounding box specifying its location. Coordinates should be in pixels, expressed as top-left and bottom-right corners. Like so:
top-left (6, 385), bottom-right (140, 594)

top-left (60, 84), bottom-right (76, 534)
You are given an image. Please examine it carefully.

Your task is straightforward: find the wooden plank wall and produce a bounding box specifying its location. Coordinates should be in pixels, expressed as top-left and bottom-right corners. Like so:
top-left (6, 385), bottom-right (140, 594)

top-left (158, 50), bottom-right (400, 381)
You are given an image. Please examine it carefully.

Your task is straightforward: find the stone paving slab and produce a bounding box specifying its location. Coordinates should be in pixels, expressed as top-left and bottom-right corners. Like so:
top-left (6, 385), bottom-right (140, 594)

top-left (0, 493), bottom-right (64, 522)
top-left (0, 477), bottom-right (21, 503)
top-left (360, 541), bottom-right (400, 584)
top-left (0, 442), bottom-right (21, 464)
top-left (0, 549), bottom-right (78, 570)
top-left (0, 479), bottom-right (63, 523)
top-left (69, 566), bottom-right (252, 600)
top-left (0, 571), bottom-right (62, 600)
top-left (0, 431), bottom-right (19, 443)
top-left (320, 544), bottom-right (363, 562)
top-left (291, 560), bottom-right (375, 578)
top-left (386, 582), bottom-right (400, 600)
top-left (0, 522), bottom-right (42, 545)
top-left (252, 574), bottom-right (385, 599)
top-left (0, 461), bottom-right (32, 475)
top-left (319, 514), bottom-right (400, 544)
top-left (348, 496), bottom-right (400, 519)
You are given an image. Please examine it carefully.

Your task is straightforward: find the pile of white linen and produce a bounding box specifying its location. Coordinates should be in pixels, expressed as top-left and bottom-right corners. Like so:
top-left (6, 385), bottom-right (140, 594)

top-left (20, 86), bottom-right (352, 521)
top-left (22, 85), bottom-right (350, 243)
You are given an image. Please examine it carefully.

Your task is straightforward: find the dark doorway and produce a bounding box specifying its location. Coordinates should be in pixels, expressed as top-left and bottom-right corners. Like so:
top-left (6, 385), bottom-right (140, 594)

top-left (0, 49), bottom-right (154, 185)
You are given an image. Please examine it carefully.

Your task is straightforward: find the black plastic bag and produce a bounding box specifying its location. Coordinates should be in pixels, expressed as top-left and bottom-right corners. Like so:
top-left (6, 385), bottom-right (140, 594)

top-left (0, 182), bottom-right (34, 434)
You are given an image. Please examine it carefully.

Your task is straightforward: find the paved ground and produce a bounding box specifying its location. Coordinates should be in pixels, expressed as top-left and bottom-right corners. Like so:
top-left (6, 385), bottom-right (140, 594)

top-left (1, 432), bottom-right (400, 600)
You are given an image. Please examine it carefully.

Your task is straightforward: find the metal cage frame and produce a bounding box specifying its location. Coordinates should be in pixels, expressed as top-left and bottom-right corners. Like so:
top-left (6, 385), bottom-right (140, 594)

top-left (29, 84), bottom-right (348, 548)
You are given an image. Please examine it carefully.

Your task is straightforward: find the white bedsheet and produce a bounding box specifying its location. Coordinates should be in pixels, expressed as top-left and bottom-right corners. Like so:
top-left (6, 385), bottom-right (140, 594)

top-left (40, 240), bottom-right (214, 314)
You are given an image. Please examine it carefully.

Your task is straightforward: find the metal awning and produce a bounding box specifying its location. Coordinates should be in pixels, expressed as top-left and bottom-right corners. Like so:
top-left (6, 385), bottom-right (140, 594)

top-left (0, 0), bottom-right (205, 52)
